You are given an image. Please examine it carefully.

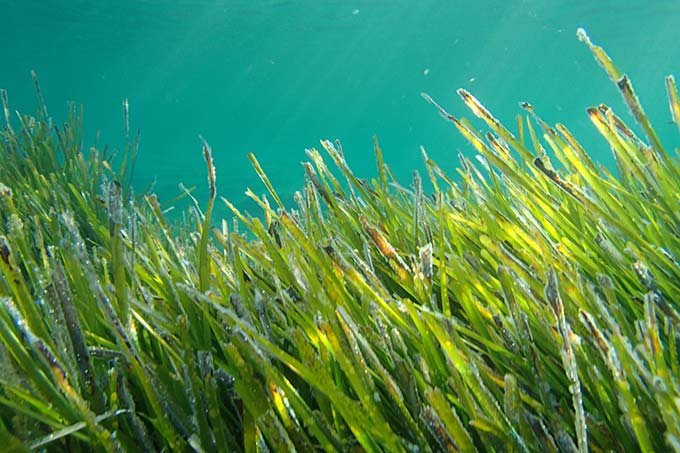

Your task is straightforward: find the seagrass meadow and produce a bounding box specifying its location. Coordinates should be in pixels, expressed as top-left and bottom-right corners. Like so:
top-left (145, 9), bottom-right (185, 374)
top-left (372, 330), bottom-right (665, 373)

top-left (0, 28), bottom-right (679, 452)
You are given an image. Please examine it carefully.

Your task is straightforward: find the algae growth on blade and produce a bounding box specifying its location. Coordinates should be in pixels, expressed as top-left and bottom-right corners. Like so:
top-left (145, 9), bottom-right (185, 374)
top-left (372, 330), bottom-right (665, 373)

top-left (0, 28), bottom-right (679, 452)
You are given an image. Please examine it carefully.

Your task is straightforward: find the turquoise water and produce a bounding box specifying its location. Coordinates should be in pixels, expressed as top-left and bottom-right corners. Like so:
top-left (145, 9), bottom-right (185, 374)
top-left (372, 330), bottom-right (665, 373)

top-left (1, 1), bottom-right (679, 213)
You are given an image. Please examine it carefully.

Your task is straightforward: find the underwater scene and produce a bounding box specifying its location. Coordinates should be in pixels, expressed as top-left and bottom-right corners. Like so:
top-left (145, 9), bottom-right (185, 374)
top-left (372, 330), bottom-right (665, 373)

top-left (0, 1), bottom-right (679, 451)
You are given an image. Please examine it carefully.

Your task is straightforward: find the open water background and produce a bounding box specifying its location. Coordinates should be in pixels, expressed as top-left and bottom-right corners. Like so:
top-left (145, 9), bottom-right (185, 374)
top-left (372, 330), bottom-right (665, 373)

top-left (1, 1), bottom-right (679, 214)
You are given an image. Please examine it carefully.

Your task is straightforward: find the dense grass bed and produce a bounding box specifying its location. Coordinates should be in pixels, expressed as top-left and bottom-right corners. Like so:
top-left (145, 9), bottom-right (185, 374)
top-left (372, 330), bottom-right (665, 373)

top-left (1, 29), bottom-right (678, 452)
